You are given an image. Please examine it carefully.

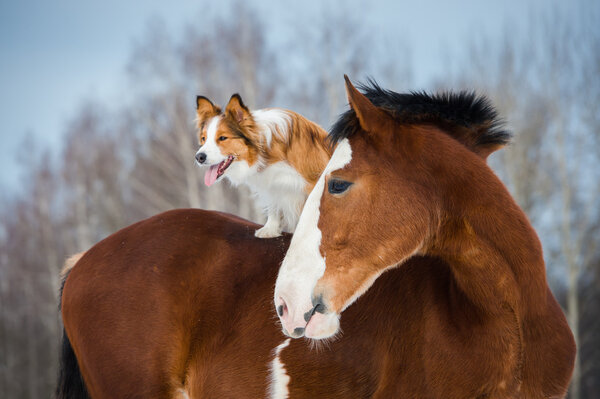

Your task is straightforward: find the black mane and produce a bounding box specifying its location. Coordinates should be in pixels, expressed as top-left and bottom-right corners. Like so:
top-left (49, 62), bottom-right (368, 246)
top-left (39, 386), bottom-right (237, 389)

top-left (329, 80), bottom-right (511, 153)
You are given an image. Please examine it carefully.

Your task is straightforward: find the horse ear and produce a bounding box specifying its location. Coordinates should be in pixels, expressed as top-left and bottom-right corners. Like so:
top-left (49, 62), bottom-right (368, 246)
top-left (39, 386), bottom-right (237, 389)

top-left (477, 143), bottom-right (506, 161)
top-left (225, 94), bottom-right (252, 124)
top-left (344, 75), bottom-right (390, 134)
top-left (196, 96), bottom-right (220, 122)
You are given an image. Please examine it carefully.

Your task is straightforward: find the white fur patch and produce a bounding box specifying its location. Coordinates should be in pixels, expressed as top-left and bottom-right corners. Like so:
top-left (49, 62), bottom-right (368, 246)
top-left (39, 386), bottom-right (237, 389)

top-left (196, 116), bottom-right (226, 165)
top-left (227, 160), bottom-right (307, 232)
top-left (252, 109), bottom-right (291, 148)
top-left (250, 161), bottom-right (306, 230)
top-left (274, 139), bottom-right (352, 333)
top-left (268, 338), bottom-right (292, 399)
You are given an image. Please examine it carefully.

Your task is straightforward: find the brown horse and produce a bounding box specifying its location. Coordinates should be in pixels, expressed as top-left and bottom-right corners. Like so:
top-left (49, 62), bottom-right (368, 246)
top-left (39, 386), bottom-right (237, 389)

top-left (57, 79), bottom-right (575, 398)
top-left (273, 77), bottom-right (575, 397)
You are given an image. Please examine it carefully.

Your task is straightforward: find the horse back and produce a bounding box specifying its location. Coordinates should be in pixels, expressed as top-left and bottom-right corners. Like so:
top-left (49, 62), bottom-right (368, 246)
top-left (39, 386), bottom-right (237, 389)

top-left (61, 209), bottom-right (289, 398)
top-left (60, 209), bottom-right (574, 398)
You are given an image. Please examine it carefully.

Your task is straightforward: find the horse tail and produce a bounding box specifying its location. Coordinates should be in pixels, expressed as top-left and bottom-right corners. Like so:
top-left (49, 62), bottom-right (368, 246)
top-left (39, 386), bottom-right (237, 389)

top-left (60, 251), bottom-right (85, 278)
top-left (55, 328), bottom-right (89, 399)
top-left (56, 260), bottom-right (90, 399)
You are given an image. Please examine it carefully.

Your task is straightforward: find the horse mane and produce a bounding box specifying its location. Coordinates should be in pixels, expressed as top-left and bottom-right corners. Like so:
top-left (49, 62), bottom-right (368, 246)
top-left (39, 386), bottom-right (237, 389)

top-left (329, 79), bottom-right (512, 156)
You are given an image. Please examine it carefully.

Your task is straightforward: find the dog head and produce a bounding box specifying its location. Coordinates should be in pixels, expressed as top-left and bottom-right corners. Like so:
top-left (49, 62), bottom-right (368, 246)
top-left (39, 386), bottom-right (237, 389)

top-left (195, 94), bottom-right (261, 186)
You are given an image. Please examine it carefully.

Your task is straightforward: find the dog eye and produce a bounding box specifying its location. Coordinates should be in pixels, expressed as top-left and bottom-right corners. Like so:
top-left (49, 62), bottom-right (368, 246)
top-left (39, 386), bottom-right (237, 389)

top-left (328, 179), bottom-right (353, 195)
top-left (218, 136), bottom-right (227, 141)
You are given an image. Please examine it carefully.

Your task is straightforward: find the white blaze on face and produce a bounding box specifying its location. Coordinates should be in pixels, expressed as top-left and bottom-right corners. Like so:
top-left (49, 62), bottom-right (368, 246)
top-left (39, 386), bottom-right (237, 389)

top-left (196, 116), bottom-right (226, 165)
top-left (274, 139), bottom-right (352, 338)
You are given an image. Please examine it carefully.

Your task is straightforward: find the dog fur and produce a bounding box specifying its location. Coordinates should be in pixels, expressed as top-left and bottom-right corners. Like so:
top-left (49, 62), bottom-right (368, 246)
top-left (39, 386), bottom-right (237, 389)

top-left (194, 94), bottom-right (331, 237)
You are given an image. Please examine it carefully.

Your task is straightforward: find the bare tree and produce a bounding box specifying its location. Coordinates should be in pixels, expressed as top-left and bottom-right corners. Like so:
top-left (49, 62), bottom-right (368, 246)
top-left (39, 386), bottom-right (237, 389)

top-left (281, 2), bottom-right (412, 128)
top-left (60, 102), bottom-right (132, 253)
top-left (3, 1), bottom-right (598, 398)
top-left (0, 139), bottom-right (64, 398)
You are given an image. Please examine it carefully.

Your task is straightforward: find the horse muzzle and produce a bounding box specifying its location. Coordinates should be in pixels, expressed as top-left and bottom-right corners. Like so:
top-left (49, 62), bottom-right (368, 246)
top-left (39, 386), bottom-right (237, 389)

top-left (276, 296), bottom-right (340, 339)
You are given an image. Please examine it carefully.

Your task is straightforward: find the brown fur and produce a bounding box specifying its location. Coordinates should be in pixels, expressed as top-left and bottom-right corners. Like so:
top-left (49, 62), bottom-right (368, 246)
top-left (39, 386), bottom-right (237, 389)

top-left (308, 78), bottom-right (575, 398)
top-left (196, 96), bottom-right (220, 121)
top-left (60, 209), bottom-right (574, 398)
top-left (58, 81), bottom-right (574, 398)
top-left (196, 94), bottom-right (332, 190)
top-left (262, 111), bottom-right (332, 191)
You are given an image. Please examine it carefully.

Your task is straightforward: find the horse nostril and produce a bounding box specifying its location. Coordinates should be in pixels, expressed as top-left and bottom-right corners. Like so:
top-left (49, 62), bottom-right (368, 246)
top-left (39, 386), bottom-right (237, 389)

top-left (304, 301), bottom-right (324, 322)
top-left (277, 297), bottom-right (288, 317)
top-left (195, 152), bottom-right (207, 164)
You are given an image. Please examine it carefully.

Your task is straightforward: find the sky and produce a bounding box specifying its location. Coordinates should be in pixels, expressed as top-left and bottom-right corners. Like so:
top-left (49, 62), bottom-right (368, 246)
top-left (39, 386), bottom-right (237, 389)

top-left (0, 0), bottom-right (562, 191)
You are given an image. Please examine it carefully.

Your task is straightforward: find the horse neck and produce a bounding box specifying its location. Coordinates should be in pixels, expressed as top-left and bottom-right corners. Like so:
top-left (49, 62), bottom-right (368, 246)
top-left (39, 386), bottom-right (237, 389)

top-left (428, 174), bottom-right (548, 318)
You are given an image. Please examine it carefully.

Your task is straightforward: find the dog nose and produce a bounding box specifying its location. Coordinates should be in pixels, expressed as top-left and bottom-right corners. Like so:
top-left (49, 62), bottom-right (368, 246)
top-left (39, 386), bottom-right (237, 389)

top-left (195, 152), bottom-right (207, 164)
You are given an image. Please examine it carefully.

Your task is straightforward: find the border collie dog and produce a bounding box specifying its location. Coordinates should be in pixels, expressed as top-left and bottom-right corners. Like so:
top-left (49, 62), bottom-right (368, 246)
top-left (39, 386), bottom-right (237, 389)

top-left (194, 94), bottom-right (331, 238)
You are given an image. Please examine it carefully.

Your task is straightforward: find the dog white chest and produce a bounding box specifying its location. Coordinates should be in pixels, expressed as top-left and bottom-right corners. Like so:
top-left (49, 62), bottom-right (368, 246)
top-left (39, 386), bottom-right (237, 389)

top-left (249, 162), bottom-right (307, 229)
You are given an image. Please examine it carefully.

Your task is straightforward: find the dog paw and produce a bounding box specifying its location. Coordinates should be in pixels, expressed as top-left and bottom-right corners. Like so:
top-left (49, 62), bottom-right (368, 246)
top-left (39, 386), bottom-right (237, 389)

top-left (255, 225), bottom-right (282, 238)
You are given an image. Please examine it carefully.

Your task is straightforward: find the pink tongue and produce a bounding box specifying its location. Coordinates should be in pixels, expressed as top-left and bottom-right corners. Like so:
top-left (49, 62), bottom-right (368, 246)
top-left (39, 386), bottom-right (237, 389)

top-left (204, 164), bottom-right (220, 186)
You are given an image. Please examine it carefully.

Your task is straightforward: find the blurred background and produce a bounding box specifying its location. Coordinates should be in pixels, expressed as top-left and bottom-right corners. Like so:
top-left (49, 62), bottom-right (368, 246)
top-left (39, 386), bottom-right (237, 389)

top-left (0, 0), bottom-right (598, 397)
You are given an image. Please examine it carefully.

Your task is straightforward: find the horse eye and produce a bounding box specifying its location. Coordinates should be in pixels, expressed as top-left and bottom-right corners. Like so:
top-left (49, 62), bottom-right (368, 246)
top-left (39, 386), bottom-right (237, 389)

top-left (218, 136), bottom-right (227, 141)
top-left (328, 179), bottom-right (353, 195)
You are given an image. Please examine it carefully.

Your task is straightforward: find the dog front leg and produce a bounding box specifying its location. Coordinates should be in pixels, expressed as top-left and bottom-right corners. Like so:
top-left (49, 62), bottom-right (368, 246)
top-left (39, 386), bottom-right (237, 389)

top-left (255, 208), bottom-right (282, 238)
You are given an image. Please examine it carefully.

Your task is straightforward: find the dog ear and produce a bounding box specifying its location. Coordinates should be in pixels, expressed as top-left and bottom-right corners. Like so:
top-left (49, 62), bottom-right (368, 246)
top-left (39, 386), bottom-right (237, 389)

top-left (225, 94), bottom-right (252, 124)
top-left (196, 96), bottom-right (220, 122)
